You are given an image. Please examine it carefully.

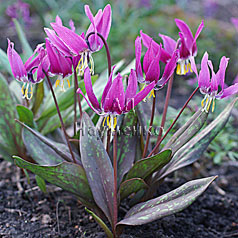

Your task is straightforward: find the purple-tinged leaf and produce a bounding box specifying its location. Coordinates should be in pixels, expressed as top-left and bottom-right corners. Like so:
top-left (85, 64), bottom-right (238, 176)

top-left (119, 178), bottom-right (148, 202)
top-left (14, 156), bottom-right (94, 208)
top-left (117, 176), bottom-right (217, 226)
top-left (80, 112), bottom-right (114, 225)
top-left (18, 121), bottom-right (81, 165)
top-left (125, 150), bottom-right (172, 181)
top-left (157, 98), bottom-right (238, 181)
top-left (117, 111), bottom-right (138, 185)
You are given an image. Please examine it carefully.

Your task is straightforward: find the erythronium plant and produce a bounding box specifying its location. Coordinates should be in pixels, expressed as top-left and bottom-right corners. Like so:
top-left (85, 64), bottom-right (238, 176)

top-left (0, 4), bottom-right (237, 238)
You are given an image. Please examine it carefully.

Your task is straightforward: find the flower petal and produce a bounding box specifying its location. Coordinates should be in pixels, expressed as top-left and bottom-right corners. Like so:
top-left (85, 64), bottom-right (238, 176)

top-left (178, 32), bottom-right (190, 59)
top-left (83, 67), bottom-right (101, 111)
top-left (145, 50), bottom-right (160, 84)
top-left (51, 23), bottom-right (88, 55)
top-left (7, 39), bottom-right (27, 82)
top-left (192, 20), bottom-right (204, 56)
top-left (198, 52), bottom-right (210, 91)
top-left (125, 69), bottom-right (137, 102)
top-left (125, 81), bottom-right (155, 112)
top-left (135, 36), bottom-right (144, 83)
top-left (216, 56), bottom-right (229, 91)
top-left (159, 33), bottom-right (176, 56)
top-left (218, 83), bottom-right (238, 99)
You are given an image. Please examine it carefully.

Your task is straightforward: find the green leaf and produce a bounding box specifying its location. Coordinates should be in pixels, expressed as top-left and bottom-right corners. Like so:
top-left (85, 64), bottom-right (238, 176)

top-left (0, 48), bottom-right (13, 76)
top-left (156, 98), bottom-right (238, 181)
top-left (13, 19), bottom-right (33, 59)
top-left (35, 175), bottom-right (46, 193)
top-left (85, 208), bottom-right (113, 238)
top-left (0, 73), bottom-right (23, 160)
top-left (18, 120), bottom-right (80, 165)
top-left (117, 111), bottom-right (138, 185)
top-left (125, 150), bottom-right (172, 181)
top-left (16, 105), bottom-right (35, 128)
top-left (164, 109), bottom-right (208, 153)
top-left (14, 156), bottom-right (94, 207)
top-left (119, 178), bottom-right (148, 202)
top-left (117, 176), bottom-right (217, 226)
top-left (80, 112), bottom-right (114, 225)
top-left (32, 82), bottom-right (44, 115)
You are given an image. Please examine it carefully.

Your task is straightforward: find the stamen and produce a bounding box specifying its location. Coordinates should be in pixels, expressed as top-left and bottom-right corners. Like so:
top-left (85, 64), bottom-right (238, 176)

top-left (55, 79), bottom-right (60, 87)
top-left (113, 117), bottom-right (117, 130)
top-left (21, 83), bottom-right (26, 97)
top-left (206, 97), bottom-right (212, 112)
top-left (176, 63), bottom-right (181, 75)
top-left (106, 116), bottom-right (111, 128)
top-left (188, 63), bottom-right (193, 73)
top-left (102, 116), bottom-right (107, 127)
top-left (212, 98), bottom-right (215, 112)
top-left (89, 54), bottom-right (94, 75)
top-left (67, 79), bottom-right (71, 88)
top-left (149, 89), bottom-right (155, 98)
top-left (60, 79), bottom-right (65, 92)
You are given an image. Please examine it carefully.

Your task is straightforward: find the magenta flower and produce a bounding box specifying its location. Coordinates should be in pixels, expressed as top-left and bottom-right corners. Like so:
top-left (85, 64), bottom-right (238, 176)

top-left (192, 52), bottom-right (238, 112)
top-left (45, 39), bottom-right (74, 91)
top-left (7, 39), bottom-right (49, 100)
top-left (77, 67), bottom-right (155, 129)
top-left (159, 19), bottom-right (204, 75)
top-left (45, 5), bottom-right (111, 76)
top-left (135, 34), bottom-right (179, 91)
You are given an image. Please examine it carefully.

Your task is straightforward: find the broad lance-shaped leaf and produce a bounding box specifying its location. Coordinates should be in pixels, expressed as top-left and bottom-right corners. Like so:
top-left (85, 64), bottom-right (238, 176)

top-left (32, 82), bottom-right (44, 115)
top-left (80, 112), bottom-right (114, 225)
top-left (16, 105), bottom-right (35, 128)
top-left (0, 73), bottom-right (23, 162)
top-left (117, 176), bottom-right (217, 226)
top-left (119, 178), bottom-right (148, 202)
top-left (125, 150), bottom-right (172, 181)
top-left (156, 98), bottom-right (238, 181)
top-left (18, 121), bottom-right (81, 165)
top-left (163, 109), bottom-right (208, 153)
top-left (14, 156), bottom-right (95, 208)
top-left (0, 48), bottom-right (13, 76)
top-left (117, 111), bottom-right (138, 185)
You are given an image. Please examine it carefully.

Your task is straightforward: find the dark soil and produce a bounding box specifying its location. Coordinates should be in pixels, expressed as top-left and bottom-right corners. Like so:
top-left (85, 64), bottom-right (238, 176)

top-left (0, 159), bottom-right (238, 238)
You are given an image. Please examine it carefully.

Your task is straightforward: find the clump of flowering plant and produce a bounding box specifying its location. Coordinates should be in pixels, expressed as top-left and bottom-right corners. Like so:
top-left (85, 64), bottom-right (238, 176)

top-left (0, 3), bottom-right (237, 238)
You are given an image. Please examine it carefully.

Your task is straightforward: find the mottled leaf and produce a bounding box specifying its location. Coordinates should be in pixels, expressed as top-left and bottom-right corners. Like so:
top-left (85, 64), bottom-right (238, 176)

top-left (35, 175), bottom-right (46, 193)
top-left (0, 73), bottom-right (23, 159)
top-left (14, 156), bottom-right (94, 207)
top-left (16, 105), bottom-right (35, 128)
top-left (19, 121), bottom-right (80, 165)
top-left (156, 98), bottom-right (238, 181)
top-left (125, 150), bottom-right (172, 181)
top-left (13, 19), bottom-right (33, 58)
top-left (80, 112), bottom-right (114, 224)
top-left (117, 111), bottom-right (138, 185)
top-left (85, 208), bottom-right (113, 238)
top-left (119, 178), bottom-right (148, 202)
top-left (117, 176), bottom-right (217, 226)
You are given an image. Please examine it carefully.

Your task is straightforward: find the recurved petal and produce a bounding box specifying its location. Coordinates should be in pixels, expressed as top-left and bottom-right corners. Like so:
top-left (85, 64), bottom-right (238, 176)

top-left (51, 23), bottom-right (88, 55)
top-left (101, 65), bottom-right (116, 107)
top-left (125, 81), bottom-right (155, 112)
top-left (175, 18), bottom-right (194, 51)
top-left (103, 73), bottom-right (125, 114)
top-left (125, 69), bottom-right (137, 101)
top-left (198, 52), bottom-right (210, 90)
top-left (218, 83), bottom-right (238, 99)
top-left (192, 20), bottom-right (204, 56)
top-left (55, 15), bottom-right (63, 26)
top-left (143, 40), bottom-right (155, 74)
top-left (84, 67), bottom-right (101, 111)
top-left (7, 39), bottom-right (27, 82)
top-left (36, 55), bottom-right (50, 83)
top-left (159, 34), bottom-right (177, 56)
top-left (140, 30), bottom-right (160, 56)
top-left (135, 36), bottom-right (144, 83)
top-left (158, 49), bottom-right (179, 88)
top-left (178, 32), bottom-right (190, 59)
top-left (216, 56), bottom-right (229, 91)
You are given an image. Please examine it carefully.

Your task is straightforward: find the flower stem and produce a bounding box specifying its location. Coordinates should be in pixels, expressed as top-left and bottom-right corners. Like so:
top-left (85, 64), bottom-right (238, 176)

top-left (148, 86), bottom-right (199, 157)
top-left (112, 128), bottom-right (118, 237)
top-left (154, 75), bottom-right (174, 154)
top-left (43, 70), bottom-right (77, 164)
top-left (142, 92), bottom-right (156, 158)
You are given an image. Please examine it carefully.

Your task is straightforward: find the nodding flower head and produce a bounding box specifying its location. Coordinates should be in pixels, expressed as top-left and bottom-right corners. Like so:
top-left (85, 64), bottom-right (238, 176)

top-left (159, 19), bottom-right (204, 75)
top-left (135, 33), bottom-right (179, 95)
top-left (77, 67), bottom-right (155, 130)
top-left (7, 39), bottom-right (49, 100)
top-left (191, 52), bottom-right (238, 113)
top-left (44, 5), bottom-right (111, 76)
